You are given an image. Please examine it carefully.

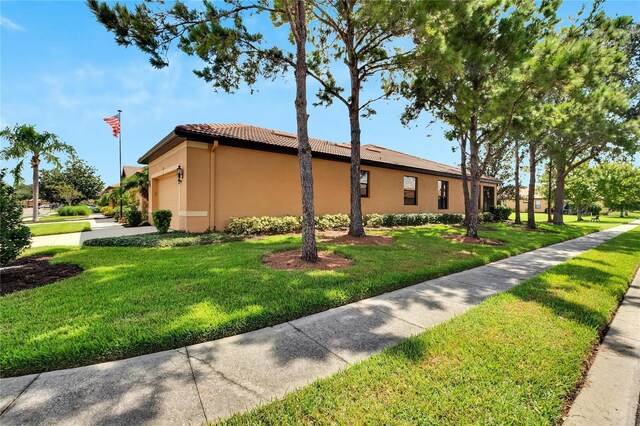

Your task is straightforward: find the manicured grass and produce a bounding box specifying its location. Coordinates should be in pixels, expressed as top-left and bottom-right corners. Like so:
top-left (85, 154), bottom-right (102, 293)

top-left (83, 231), bottom-right (239, 247)
top-left (220, 228), bottom-right (640, 425)
top-left (27, 222), bottom-right (91, 237)
top-left (23, 214), bottom-right (90, 223)
top-left (0, 215), bottom-right (637, 377)
top-left (509, 212), bottom-right (635, 224)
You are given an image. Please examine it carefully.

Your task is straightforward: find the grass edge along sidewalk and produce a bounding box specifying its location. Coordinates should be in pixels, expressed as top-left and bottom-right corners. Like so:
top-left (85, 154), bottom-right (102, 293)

top-left (219, 227), bottom-right (640, 425)
top-left (26, 221), bottom-right (91, 237)
top-left (0, 216), bottom-right (635, 377)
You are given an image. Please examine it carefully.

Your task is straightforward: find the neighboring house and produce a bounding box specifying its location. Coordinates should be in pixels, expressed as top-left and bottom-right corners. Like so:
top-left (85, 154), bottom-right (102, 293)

top-left (138, 124), bottom-right (500, 232)
top-left (504, 188), bottom-right (548, 213)
top-left (103, 166), bottom-right (145, 209)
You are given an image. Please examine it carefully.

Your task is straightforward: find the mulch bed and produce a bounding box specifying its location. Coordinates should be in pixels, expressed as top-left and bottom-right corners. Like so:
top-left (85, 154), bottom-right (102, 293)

top-left (442, 234), bottom-right (505, 246)
top-left (0, 255), bottom-right (83, 296)
top-left (318, 231), bottom-right (395, 246)
top-left (263, 250), bottom-right (352, 271)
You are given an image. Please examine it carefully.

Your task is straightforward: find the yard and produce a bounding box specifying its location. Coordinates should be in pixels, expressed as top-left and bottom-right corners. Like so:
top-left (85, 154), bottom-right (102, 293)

top-left (220, 227), bottom-right (640, 425)
top-left (0, 214), bottom-right (637, 377)
top-left (23, 213), bottom-right (90, 223)
top-left (27, 221), bottom-right (91, 236)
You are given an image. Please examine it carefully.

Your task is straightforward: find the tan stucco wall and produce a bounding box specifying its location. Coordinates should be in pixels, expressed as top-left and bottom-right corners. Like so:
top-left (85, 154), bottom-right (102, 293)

top-left (148, 140), bottom-right (498, 232)
top-left (504, 198), bottom-right (547, 213)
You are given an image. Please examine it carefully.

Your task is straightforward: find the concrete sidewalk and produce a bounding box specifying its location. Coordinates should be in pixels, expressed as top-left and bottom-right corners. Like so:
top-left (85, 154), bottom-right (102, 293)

top-left (1, 221), bottom-right (638, 425)
top-left (29, 217), bottom-right (157, 247)
top-left (563, 269), bottom-right (640, 426)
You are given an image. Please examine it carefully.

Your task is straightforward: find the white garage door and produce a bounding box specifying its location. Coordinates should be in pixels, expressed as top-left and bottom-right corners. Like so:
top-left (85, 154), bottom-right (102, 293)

top-left (156, 175), bottom-right (179, 229)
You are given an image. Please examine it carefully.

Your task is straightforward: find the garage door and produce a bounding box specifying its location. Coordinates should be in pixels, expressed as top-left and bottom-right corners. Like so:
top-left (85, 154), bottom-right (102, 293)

top-left (156, 175), bottom-right (179, 229)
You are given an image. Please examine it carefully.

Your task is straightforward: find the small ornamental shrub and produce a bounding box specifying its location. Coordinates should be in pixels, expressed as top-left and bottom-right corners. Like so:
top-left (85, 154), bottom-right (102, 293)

top-left (480, 212), bottom-right (494, 222)
top-left (125, 209), bottom-right (143, 227)
top-left (152, 209), bottom-right (173, 234)
top-left (0, 172), bottom-right (32, 264)
top-left (315, 213), bottom-right (350, 230)
top-left (58, 205), bottom-right (91, 216)
top-left (493, 205), bottom-right (512, 221)
top-left (364, 213), bottom-right (384, 228)
top-left (101, 206), bottom-right (114, 217)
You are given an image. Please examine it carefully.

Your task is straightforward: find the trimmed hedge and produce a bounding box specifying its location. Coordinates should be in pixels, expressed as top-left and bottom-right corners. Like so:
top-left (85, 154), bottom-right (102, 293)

top-left (57, 205), bottom-right (91, 216)
top-left (364, 213), bottom-right (464, 227)
top-left (83, 231), bottom-right (238, 247)
top-left (152, 209), bottom-right (172, 234)
top-left (227, 212), bottom-right (465, 235)
top-left (125, 210), bottom-right (143, 227)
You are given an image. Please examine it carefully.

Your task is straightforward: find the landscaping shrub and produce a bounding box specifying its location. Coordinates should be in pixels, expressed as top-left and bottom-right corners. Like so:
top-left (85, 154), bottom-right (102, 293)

top-left (57, 205), bottom-right (91, 216)
top-left (227, 216), bottom-right (301, 235)
top-left (315, 213), bottom-right (350, 230)
top-left (84, 231), bottom-right (238, 247)
top-left (371, 213), bottom-right (464, 227)
top-left (227, 212), bottom-right (466, 235)
top-left (364, 213), bottom-right (385, 228)
top-left (480, 212), bottom-right (494, 222)
top-left (493, 205), bottom-right (512, 221)
top-left (152, 209), bottom-right (172, 234)
top-left (125, 209), bottom-right (143, 227)
top-left (101, 206), bottom-right (114, 217)
top-left (0, 172), bottom-right (31, 264)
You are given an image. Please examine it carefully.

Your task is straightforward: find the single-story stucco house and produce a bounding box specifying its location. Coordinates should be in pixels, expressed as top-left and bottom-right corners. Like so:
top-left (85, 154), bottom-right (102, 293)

top-left (504, 188), bottom-right (548, 213)
top-left (138, 124), bottom-right (500, 232)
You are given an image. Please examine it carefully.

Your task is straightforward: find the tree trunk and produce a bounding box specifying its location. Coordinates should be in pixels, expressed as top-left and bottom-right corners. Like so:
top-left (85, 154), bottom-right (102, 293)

top-left (346, 31), bottom-right (365, 237)
top-left (553, 164), bottom-right (565, 225)
top-left (459, 139), bottom-right (471, 225)
top-left (467, 117), bottom-right (480, 238)
top-left (547, 159), bottom-right (553, 223)
top-left (291, 0), bottom-right (317, 262)
top-left (31, 155), bottom-right (40, 222)
top-left (514, 140), bottom-right (521, 225)
top-left (577, 206), bottom-right (583, 221)
top-left (527, 141), bottom-right (537, 230)
top-left (620, 208), bottom-right (624, 218)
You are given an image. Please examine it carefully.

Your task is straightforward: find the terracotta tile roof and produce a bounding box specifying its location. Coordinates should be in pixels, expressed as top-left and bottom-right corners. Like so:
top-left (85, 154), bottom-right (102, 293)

top-left (141, 123), bottom-right (499, 182)
top-left (122, 165), bottom-right (143, 178)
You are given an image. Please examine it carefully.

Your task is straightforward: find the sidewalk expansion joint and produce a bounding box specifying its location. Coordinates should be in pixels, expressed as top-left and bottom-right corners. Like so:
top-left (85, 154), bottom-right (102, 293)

top-left (0, 373), bottom-right (40, 417)
top-left (184, 347), bottom-right (208, 424)
top-left (287, 322), bottom-right (351, 365)
top-left (364, 304), bottom-right (428, 331)
top-left (187, 353), bottom-right (263, 399)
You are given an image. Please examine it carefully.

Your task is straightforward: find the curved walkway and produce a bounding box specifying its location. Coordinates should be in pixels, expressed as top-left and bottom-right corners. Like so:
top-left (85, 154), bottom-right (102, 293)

top-left (1, 221), bottom-right (638, 425)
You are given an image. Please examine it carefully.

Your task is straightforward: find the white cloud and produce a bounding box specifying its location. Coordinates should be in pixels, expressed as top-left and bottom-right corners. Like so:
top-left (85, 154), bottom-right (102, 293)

top-left (0, 16), bottom-right (24, 31)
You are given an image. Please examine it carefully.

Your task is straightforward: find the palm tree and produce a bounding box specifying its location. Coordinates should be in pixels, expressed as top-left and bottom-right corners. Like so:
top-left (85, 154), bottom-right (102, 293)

top-left (0, 124), bottom-right (75, 222)
top-left (122, 166), bottom-right (149, 213)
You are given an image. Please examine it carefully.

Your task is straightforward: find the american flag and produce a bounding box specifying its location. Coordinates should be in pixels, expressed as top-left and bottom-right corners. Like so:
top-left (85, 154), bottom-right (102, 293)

top-left (103, 114), bottom-right (120, 137)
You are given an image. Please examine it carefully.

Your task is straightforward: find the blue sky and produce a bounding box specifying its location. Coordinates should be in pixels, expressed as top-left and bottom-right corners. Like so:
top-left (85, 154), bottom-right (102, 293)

top-left (1, 0), bottom-right (638, 186)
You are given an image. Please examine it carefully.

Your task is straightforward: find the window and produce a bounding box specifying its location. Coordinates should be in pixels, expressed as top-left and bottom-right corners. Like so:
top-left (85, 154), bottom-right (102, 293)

top-left (360, 170), bottom-right (369, 198)
top-left (404, 176), bottom-right (417, 205)
top-left (438, 180), bottom-right (449, 209)
top-left (535, 199), bottom-right (541, 209)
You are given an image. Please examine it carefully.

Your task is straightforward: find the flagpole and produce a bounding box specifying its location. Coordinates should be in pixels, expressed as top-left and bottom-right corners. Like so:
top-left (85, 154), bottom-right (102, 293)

top-left (118, 109), bottom-right (123, 221)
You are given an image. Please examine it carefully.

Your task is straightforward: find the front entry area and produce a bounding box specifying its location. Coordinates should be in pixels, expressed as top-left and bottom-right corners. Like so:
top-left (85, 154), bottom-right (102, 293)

top-left (154, 174), bottom-right (179, 229)
top-left (482, 186), bottom-right (495, 212)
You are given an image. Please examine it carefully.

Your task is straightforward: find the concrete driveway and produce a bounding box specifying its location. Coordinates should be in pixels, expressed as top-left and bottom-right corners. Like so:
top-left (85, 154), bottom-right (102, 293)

top-left (30, 217), bottom-right (158, 247)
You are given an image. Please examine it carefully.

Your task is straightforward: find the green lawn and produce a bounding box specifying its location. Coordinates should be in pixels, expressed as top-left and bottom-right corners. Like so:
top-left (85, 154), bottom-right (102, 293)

top-left (220, 228), bottom-right (640, 425)
top-left (27, 221), bottom-right (91, 237)
top-left (23, 213), bottom-right (90, 223)
top-left (0, 214), bottom-right (637, 377)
